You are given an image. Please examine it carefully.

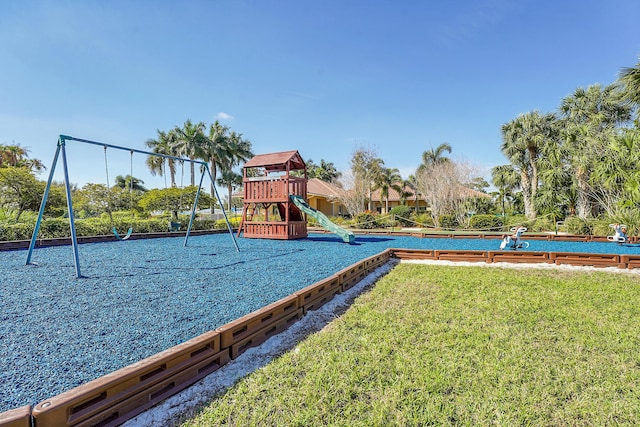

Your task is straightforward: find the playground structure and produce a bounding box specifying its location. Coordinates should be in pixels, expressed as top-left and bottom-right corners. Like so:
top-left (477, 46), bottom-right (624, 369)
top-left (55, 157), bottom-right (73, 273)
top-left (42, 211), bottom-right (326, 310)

top-left (25, 135), bottom-right (239, 277)
top-left (237, 150), bottom-right (354, 243)
top-left (499, 226), bottom-right (529, 250)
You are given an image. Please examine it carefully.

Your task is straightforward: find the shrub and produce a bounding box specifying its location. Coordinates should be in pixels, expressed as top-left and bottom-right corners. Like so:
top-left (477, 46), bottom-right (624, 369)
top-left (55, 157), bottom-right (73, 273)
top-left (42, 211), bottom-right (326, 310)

top-left (529, 217), bottom-right (554, 233)
top-left (413, 213), bottom-right (434, 228)
top-left (468, 214), bottom-right (503, 231)
top-left (389, 205), bottom-right (414, 227)
top-left (437, 214), bottom-right (458, 229)
top-left (353, 211), bottom-right (379, 229)
top-left (0, 223), bottom-right (33, 241)
top-left (565, 216), bottom-right (592, 235)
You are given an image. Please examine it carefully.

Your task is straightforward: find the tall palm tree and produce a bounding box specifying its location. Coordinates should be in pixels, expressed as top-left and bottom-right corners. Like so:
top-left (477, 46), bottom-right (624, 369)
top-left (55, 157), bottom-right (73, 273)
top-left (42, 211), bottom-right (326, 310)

top-left (559, 84), bottom-right (631, 218)
top-left (490, 164), bottom-right (519, 220)
top-left (0, 143), bottom-right (45, 172)
top-left (405, 174), bottom-right (421, 213)
top-left (202, 123), bottom-right (253, 212)
top-left (500, 111), bottom-right (556, 219)
top-left (115, 175), bottom-right (147, 192)
top-left (204, 120), bottom-right (230, 184)
top-left (618, 58), bottom-right (640, 120)
top-left (417, 143), bottom-right (452, 173)
top-left (374, 167), bottom-right (403, 213)
top-left (174, 119), bottom-right (208, 185)
top-left (217, 170), bottom-right (243, 211)
top-left (145, 129), bottom-right (179, 187)
top-left (312, 159), bottom-right (341, 182)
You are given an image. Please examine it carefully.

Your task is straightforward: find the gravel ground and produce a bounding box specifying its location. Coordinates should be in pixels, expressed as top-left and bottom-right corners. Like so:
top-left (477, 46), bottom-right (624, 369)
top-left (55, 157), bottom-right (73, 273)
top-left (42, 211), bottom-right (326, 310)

top-left (1, 232), bottom-right (638, 412)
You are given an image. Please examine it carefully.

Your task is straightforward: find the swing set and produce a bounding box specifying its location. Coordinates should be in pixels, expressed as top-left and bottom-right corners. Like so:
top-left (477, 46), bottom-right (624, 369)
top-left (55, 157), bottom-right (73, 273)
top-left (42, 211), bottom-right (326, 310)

top-left (25, 135), bottom-right (239, 278)
top-left (103, 146), bottom-right (134, 240)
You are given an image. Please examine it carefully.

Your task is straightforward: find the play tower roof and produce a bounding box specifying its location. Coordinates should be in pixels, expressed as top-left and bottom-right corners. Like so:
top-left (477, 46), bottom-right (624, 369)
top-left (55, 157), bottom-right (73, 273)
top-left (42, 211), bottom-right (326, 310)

top-left (243, 150), bottom-right (306, 172)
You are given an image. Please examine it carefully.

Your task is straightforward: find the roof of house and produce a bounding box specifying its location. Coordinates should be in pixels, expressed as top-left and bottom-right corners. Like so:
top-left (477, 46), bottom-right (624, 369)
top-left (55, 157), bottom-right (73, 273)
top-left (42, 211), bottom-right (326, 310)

top-left (370, 186), bottom-right (416, 202)
top-left (369, 185), bottom-right (490, 203)
top-left (307, 178), bottom-right (342, 198)
top-left (243, 150), bottom-right (306, 172)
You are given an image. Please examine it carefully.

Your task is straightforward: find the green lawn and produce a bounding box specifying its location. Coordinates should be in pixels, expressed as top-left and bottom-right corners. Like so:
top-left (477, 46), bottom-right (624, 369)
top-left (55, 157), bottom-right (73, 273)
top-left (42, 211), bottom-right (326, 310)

top-left (183, 264), bottom-right (640, 426)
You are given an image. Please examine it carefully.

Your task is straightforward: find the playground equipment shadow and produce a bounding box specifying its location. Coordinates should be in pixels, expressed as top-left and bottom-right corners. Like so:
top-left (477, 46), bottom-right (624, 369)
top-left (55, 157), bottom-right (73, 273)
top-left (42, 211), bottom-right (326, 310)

top-left (2, 231), bottom-right (640, 426)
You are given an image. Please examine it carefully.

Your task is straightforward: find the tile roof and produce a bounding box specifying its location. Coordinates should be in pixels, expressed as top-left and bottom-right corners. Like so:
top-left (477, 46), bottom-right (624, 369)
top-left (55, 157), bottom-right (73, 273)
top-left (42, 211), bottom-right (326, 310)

top-left (307, 178), bottom-right (342, 198)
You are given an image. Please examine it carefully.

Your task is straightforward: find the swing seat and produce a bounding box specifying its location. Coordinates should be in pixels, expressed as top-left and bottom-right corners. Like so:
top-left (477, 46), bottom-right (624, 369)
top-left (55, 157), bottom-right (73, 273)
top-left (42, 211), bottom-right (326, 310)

top-left (112, 227), bottom-right (133, 241)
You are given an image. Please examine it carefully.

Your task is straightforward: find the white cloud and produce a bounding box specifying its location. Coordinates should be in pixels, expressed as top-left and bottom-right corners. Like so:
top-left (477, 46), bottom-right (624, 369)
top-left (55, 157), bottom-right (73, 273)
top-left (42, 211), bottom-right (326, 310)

top-left (216, 112), bottom-right (233, 120)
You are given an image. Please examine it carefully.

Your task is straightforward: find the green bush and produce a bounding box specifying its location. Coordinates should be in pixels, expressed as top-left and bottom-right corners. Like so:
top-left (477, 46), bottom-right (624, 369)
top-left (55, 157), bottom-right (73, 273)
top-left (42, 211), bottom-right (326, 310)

top-left (565, 216), bottom-right (592, 235)
top-left (529, 217), bottom-right (554, 233)
top-left (353, 211), bottom-right (380, 229)
top-left (437, 214), bottom-right (458, 229)
top-left (0, 223), bottom-right (33, 241)
top-left (468, 214), bottom-right (503, 231)
top-left (505, 214), bottom-right (527, 228)
top-left (413, 213), bottom-right (434, 228)
top-left (389, 206), bottom-right (414, 227)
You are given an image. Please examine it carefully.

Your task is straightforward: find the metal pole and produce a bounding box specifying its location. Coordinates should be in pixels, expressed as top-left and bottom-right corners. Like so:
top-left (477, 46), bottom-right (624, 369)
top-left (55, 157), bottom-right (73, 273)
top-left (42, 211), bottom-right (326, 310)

top-left (183, 167), bottom-right (206, 247)
top-left (60, 138), bottom-right (82, 278)
top-left (206, 165), bottom-right (240, 252)
top-left (26, 139), bottom-right (62, 265)
top-left (61, 135), bottom-right (202, 165)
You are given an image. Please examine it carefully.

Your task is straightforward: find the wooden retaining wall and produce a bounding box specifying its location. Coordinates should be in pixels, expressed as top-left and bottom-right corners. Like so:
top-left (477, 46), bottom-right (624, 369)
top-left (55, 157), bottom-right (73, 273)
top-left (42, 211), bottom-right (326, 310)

top-left (392, 248), bottom-right (637, 270)
top-left (1, 250), bottom-right (393, 427)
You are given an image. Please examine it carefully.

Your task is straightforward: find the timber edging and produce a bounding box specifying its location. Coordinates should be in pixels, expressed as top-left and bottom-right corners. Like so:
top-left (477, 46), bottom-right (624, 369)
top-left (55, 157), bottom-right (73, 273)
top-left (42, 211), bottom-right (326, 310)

top-left (2, 244), bottom-right (639, 427)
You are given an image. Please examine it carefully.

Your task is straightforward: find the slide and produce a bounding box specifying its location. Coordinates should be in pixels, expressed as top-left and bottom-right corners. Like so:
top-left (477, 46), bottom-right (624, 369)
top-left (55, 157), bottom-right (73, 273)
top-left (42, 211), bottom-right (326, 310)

top-left (290, 194), bottom-right (355, 244)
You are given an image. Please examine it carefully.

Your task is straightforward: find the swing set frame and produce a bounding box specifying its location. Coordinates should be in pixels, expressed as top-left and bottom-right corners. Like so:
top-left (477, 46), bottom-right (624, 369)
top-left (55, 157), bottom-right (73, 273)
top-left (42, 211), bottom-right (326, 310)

top-left (25, 134), bottom-right (239, 278)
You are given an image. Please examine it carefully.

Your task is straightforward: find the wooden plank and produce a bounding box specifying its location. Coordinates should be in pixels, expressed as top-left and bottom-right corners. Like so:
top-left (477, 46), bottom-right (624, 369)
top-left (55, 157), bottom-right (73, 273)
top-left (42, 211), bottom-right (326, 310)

top-left (336, 260), bottom-right (368, 291)
top-left (489, 251), bottom-right (550, 264)
top-left (218, 295), bottom-right (299, 348)
top-left (550, 252), bottom-right (619, 267)
top-left (434, 250), bottom-right (487, 262)
top-left (32, 330), bottom-right (223, 427)
top-left (388, 248), bottom-right (435, 260)
top-left (230, 310), bottom-right (302, 359)
top-left (0, 405), bottom-right (32, 427)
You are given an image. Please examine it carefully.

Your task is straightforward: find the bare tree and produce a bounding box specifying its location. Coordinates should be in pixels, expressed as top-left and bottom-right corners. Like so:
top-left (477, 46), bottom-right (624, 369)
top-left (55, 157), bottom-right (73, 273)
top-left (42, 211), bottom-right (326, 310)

top-left (415, 160), bottom-right (479, 227)
top-left (350, 145), bottom-right (384, 211)
top-left (336, 170), bottom-right (368, 217)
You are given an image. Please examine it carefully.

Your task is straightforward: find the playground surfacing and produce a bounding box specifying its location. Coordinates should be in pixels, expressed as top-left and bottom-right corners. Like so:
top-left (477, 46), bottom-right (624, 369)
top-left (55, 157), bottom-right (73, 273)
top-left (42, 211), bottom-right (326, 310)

top-left (2, 232), bottom-right (640, 412)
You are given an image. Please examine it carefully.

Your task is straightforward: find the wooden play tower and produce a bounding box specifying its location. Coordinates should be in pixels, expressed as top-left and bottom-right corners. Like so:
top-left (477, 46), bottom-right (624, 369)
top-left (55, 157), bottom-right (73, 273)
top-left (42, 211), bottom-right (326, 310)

top-left (237, 150), bottom-right (308, 240)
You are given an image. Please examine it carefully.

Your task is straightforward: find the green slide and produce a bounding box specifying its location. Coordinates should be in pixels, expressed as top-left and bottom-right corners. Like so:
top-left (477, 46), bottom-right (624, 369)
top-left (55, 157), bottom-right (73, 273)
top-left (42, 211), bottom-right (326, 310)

top-left (290, 194), bottom-right (355, 244)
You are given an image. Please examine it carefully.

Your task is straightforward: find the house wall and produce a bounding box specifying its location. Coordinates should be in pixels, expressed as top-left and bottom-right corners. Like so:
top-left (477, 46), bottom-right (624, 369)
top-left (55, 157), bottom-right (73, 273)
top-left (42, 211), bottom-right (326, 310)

top-left (308, 196), bottom-right (346, 217)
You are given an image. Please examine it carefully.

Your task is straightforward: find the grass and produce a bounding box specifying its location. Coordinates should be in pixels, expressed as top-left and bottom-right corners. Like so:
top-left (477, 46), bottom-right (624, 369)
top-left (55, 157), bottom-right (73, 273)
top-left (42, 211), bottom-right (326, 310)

top-left (182, 264), bottom-right (640, 426)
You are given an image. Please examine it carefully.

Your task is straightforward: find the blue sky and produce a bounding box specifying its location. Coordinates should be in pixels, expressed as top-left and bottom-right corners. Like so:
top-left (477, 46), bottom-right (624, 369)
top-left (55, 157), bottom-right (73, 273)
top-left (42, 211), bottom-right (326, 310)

top-left (1, 0), bottom-right (639, 189)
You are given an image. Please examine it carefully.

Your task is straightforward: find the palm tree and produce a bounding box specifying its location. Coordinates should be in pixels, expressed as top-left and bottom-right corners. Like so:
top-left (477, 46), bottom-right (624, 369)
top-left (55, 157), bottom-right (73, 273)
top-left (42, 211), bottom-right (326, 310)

top-left (406, 174), bottom-right (421, 213)
top-left (309, 159), bottom-right (341, 182)
top-left (174, 119), bottom-right (208, 185)
top-left (374, 167), bottom-right (403, 213)
top-left (618, 58), bottom-right (640, 120)
top-left (202, 123), bottom-right (253, 212)
top-left (115, 175), bottom-right (147, 192)
top-left (559, 84), bottom-right (631, 218)
top-left (145, 129), bottom-right (179, 187)
top-left (417, 143), bottom-right (452, 173)
top-left (490, 164), bottom-right (519, 220)
top-left (0, 143), bottom-right (45, 172)
top-left (203, 120), bottom-right (230, 184)
top-left (500, 111), bottom-right (556, 219)
top-left (217, 170), bottom-right (243, 211)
